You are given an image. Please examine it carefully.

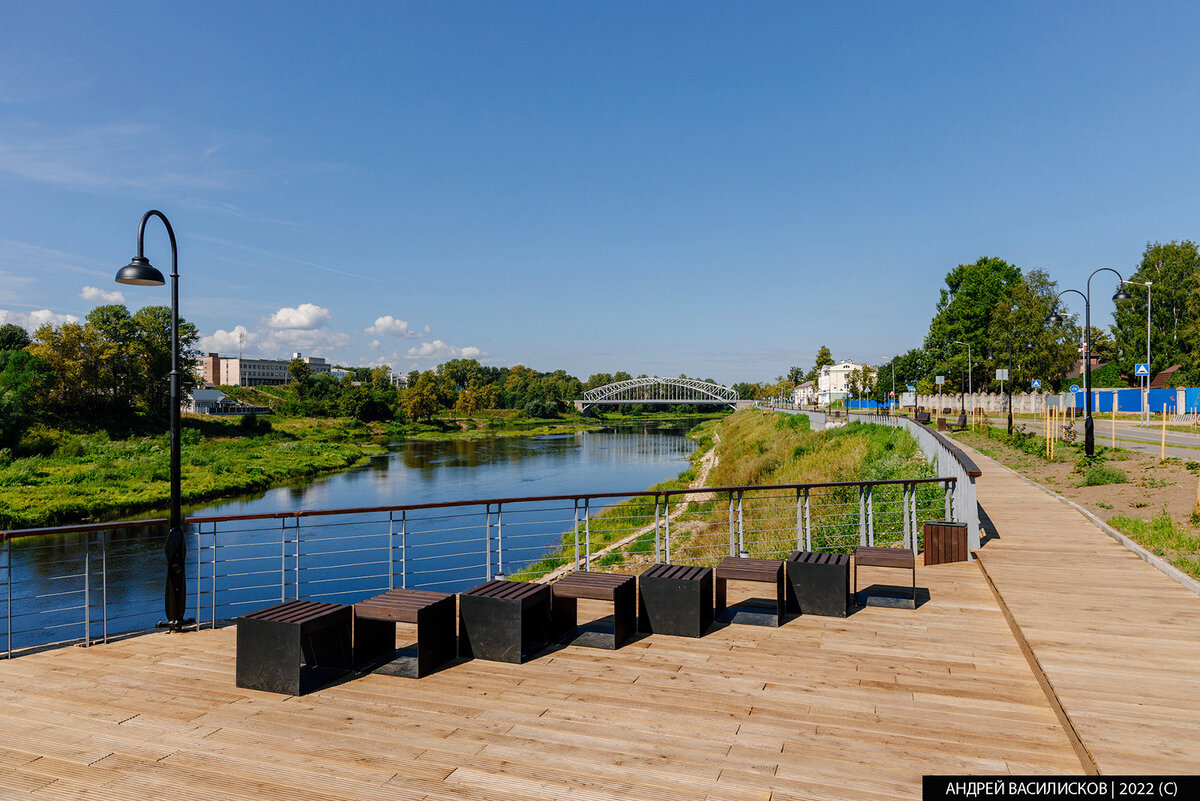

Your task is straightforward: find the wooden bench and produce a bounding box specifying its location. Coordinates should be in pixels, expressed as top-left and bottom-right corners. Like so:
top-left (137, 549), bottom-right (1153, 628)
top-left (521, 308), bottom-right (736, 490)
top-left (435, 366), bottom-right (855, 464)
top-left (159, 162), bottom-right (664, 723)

top-left (785, 551), bottom-right (850, 617)
top-left (236, 600), bottom-right (352, 695)
top-left (714, 556), bottom-right (786, 627)
top-left (915, 410), bottom-right (931, 424)
top-left (853, 546), bottom-right (916, 609)
top-left (949, 411), bottom-right (968, 432)
top-left (550, 571), bottom-right (636, 649)
top-left (459, 579), bottom-right (553, 663)
top-left (354, 588), bottom-right (457, 677)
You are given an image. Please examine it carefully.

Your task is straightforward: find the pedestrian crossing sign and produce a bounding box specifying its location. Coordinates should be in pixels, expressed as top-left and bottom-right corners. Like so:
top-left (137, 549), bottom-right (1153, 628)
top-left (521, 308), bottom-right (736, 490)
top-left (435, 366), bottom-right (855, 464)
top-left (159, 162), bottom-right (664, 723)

top-left (1134, 363), bottom-right (1150, 376)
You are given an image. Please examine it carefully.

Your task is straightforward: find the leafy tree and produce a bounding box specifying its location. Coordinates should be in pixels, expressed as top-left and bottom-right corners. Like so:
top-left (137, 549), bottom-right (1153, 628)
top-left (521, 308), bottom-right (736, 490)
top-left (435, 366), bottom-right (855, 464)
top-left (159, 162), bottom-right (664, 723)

top-left (0, 323), bottom-right (31, 352)
top-left (0, 350), bottom-right (53, 449)
top-left (787, 365), bottom-right (804, 384)
top-left (1115, 240), bottom-right (1200, 376)
top-left (128, 306), bottom-right (199, 417)
top-left (987, 269), bottom-right (1079, 391)
top-left (807, 345), bottom-right (834, 381)
top-left (287, 358), bottom-right (313, 398)
top-left (926, 256), bottom-right (1022, 382)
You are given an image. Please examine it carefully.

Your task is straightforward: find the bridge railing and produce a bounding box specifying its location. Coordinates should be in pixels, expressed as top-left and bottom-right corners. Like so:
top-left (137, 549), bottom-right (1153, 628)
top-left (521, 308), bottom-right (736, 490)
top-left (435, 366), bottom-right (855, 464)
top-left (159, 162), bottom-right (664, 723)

top-left (1, 476), bottom-right (955, 657)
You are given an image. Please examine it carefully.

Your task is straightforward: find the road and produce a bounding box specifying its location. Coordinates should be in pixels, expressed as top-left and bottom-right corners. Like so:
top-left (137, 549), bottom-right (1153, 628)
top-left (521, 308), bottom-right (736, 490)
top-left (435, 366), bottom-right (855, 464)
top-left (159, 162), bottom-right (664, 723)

top-left (983, 414), bottom-right (1200, 460)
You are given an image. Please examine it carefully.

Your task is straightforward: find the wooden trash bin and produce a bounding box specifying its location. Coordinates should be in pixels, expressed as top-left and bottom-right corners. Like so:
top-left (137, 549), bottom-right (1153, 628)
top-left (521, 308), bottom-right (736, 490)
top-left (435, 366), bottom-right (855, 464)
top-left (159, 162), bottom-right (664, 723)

top-left (924, 520), bottom-right (969, 565)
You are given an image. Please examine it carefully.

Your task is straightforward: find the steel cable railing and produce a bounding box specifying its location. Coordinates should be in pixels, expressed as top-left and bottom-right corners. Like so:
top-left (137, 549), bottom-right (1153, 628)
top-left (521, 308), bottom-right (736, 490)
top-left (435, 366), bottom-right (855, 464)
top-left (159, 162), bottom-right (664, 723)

top-left (1, 476), bottom-right (956, 657)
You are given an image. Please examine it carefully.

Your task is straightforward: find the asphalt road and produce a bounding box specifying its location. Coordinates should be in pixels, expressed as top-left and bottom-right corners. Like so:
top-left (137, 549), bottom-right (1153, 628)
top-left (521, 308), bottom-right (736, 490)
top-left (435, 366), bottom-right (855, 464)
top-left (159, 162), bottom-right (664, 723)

top-left (982, 414), bottom-right (1200, 460)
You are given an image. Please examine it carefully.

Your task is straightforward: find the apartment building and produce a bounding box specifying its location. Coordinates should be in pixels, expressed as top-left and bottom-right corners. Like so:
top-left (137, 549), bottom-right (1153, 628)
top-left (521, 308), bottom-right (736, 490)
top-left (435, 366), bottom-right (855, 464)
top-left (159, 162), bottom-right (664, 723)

top-left (817, 360), bottom-right (871, 406)
top-left (198, 352), bottom-right (331, 387)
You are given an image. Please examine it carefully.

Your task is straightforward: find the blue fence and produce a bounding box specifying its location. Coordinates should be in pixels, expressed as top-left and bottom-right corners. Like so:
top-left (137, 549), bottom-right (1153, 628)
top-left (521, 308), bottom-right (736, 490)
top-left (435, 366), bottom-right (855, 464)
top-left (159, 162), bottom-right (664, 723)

top-left (1071, 388), bottom-right (1181, 413)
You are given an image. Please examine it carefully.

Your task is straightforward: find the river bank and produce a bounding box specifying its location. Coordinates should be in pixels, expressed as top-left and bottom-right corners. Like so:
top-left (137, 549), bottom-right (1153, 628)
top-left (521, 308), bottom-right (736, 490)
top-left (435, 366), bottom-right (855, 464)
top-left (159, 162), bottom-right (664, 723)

top-left (0, 417), bottom-right (386, 530)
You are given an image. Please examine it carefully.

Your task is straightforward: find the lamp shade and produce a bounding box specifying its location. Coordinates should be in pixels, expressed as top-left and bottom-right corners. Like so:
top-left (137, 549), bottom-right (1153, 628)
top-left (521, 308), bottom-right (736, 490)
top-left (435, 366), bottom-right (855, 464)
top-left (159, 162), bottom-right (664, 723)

top-left (1112, 288), bottom-right (1132, 302)
top-left (1045, 312), bottom-right (1063, 324)
top-left (115, 256), bottom-right (165, 286)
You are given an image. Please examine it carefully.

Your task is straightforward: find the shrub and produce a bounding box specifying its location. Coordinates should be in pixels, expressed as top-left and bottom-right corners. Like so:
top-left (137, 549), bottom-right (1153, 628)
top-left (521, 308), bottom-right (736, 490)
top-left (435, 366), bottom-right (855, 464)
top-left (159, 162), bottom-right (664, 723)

top-left (1078, 462), bottom-right (1127, 486)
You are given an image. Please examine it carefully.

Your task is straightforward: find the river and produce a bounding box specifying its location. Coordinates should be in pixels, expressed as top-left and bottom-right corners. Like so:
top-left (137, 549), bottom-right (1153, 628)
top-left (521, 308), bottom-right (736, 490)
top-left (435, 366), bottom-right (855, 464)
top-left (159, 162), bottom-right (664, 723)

top-left (4, 424), bottom-right (697, 652)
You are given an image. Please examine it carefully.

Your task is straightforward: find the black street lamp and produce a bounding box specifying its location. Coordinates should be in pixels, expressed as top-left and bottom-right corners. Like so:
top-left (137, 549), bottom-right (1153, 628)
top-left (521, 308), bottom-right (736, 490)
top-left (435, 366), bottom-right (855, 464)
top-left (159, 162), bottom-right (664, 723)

top-left (1045, 268), bottom-right (1132, 457)
top-left (116, 210), bottom-right (191, 632)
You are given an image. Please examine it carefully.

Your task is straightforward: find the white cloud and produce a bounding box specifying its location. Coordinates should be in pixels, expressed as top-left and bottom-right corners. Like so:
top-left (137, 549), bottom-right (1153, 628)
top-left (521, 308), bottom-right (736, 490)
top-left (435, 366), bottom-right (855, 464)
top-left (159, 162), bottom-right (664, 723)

top-left (265, 303), bottom-right (331, 330)
top-left (405, 340), bottom-right (485, 361)
top-left (80, 285), bottom-right (125, 304)
top-left (0, 308), bottom-right (80, 330)
top-left (363, 315), bottom-right (427, 338)
top-left (198, 324), bottom-right (254, 355)
top-left (198, 322), bottom-right (352, 360)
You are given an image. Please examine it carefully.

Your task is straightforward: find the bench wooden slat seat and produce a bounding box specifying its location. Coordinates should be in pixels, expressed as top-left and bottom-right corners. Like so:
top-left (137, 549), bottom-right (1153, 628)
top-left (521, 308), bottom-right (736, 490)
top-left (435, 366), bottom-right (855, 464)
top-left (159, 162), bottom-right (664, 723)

top-left (354, 588), bottom-right (457, 677)
top-left (459, 579), bottom-right (552, 663)
top-left (714, 556), bottom-right (786, 627)
top-left (236, 600), bottom-right (353, 695)
top-left (853, 546), bottom-right (917, 609)
top-left (638, 563), bottom-right (714, 638)
top-left (551, 571), bottom-right (636, 649)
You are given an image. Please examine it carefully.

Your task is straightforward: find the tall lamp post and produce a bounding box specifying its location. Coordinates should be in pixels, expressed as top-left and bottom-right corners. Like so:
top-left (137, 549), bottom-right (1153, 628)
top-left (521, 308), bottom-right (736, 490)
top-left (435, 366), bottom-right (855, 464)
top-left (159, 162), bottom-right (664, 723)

top-left (1121, 279), bottom-right (1152, 423)
top-left (115, 210), bottom-right (191, 632)
top-left (954, 340), bottom-right (972, 415)
top-left (1046, 268), bottom-right (1131, 457)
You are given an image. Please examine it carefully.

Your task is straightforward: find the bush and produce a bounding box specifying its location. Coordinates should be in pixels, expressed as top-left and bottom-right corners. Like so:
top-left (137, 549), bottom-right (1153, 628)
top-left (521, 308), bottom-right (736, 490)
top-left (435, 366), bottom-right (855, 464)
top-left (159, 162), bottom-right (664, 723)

top-left (1078, 461), bottom-right (1127, 486)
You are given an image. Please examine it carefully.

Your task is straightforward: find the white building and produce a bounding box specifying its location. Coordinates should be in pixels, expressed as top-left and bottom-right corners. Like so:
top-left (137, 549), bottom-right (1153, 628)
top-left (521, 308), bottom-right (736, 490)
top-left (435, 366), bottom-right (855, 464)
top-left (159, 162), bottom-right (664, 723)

top-left (184, 388), bottom-right (271, 416)
top-left (198, 352), bottom-right (331, 387)
top-left (792, 380), bottom-right (817, 406)
top-left (817, 360), bottom-right (871, 406)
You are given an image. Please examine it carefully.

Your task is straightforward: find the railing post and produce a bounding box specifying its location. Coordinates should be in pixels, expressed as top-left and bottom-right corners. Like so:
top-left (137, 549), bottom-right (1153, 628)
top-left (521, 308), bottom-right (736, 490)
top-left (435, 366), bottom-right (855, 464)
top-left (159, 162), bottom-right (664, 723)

top-left (4, 538), bottom-right (10, 658)
top-left (573, 499), bottom-right (580, 569)
top-left (902, 483), bottom-right (911, 551)
top-left (400, 510), bottom-right (407, 590)
top-left (195, 523), bottom-right (202, 628)
top-left (653, 497), bottom-right (661, 563)
top-left (866, 484), bottom-right (875, 546)
top-left (944, 480), bottom-right (952, 520)
top-left (484, 504), bottom-right (492, 581)
top-left (101, 533), bottom-right (108, 644)
top-left (497, 503), bottom-right (504, 578)
top-left (803, 487), bottom-right (811, 551)
top-left (665, 497), bottom-right (672, 564)
top-left (583, 498), bottom-right (590, 572)
top-left (727, 495), bottom-right (736, 557)
top-left (737, 490), bottom-right (746, 557)
top-left (210, 523), bottom-right (217, 628)
top-left (858, 486), bottom-right (867, 546)
top-left (795, 488), bottom-right (802, 550)
top-left (388, 511), bottom-right (395, 591)
top-left (83, 532), bottom-right (90, 647)
top-left (294, 518), bottom-right (301, 600)
top-left (280, 518), bottom-right (287, 603)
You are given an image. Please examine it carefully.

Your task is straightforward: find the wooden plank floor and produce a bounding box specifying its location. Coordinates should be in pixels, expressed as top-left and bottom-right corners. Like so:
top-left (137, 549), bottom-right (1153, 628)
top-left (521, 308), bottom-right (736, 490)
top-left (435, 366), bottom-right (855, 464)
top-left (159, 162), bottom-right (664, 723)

top-left (967, 445), bottom-right (1200, 774)
top-left (0, 562), bottom-right (1078, 800)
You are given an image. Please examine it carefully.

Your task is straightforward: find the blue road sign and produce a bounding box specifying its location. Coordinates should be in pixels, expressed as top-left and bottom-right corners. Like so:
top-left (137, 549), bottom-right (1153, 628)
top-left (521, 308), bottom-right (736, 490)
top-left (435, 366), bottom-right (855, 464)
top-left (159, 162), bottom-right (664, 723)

top-left (907, 384), bottom-right (915, 392)
top-left (1031, 379), bottom-right (1042, 389)
top-left (1069, 384), bottom-right (1081, 393)
top-left (1134, 363), bottom-right (1150, 376)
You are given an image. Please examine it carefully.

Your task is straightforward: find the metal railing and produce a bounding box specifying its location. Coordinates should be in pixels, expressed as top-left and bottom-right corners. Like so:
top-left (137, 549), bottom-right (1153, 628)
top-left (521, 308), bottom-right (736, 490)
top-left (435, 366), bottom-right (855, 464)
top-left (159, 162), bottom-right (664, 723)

top-left (1, 475), bottom-right (956, 658)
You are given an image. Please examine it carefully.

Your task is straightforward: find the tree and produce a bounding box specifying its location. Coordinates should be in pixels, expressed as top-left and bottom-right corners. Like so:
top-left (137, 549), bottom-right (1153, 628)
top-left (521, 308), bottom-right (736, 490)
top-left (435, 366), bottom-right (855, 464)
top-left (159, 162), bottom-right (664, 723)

top-left (807, 345), bottom-right (834, 381)
top-left (926, 257), bottom-right (1022, 384)
top-left (128, 306), bottom-right (199, 418)
top-left (1114, 240), bottom-right (1200, 377)
top-left (987, 269), bottom-right (1079, 391)
top-left (786, 365), bottom-right (804, 384)
top-left (288, 358), bottom-right (313, 398)
top-left (0, 323), bottom-right (31, 352)
top-left (0, 350), bottom-right (52, 449)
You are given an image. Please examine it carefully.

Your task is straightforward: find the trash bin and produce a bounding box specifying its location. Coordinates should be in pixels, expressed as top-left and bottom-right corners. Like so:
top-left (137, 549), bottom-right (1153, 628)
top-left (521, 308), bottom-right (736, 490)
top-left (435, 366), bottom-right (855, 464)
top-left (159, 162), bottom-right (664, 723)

top-left (923, 520), bottom-right (968, 565)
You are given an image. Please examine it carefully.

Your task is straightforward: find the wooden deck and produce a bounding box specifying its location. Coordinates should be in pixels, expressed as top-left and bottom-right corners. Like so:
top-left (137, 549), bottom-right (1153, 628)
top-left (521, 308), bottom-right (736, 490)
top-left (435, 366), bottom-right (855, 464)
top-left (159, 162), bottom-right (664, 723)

top-left (967, 445), bottom-right (1200, 774)
top-left (0, 559), bottom-right (1079, 800)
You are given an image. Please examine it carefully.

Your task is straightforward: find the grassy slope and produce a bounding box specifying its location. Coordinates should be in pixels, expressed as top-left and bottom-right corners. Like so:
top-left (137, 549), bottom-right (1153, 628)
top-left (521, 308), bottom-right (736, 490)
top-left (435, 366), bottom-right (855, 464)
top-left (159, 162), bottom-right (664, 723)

top-left (0, 417), bottom-right (385, 530)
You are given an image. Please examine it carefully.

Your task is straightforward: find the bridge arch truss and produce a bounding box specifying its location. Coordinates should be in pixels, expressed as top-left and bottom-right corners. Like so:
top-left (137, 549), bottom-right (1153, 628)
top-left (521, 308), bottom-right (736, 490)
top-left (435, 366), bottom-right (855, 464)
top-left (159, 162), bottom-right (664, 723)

top-left (579, 376), bottom-right (739, 409)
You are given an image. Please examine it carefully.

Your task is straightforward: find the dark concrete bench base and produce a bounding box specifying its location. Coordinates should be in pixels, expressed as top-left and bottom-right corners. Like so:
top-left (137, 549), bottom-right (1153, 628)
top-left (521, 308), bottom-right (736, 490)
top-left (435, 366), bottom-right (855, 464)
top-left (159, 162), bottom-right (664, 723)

top-left (786, 551), bottom-right (850, 617)
top-left (459, 579), bottom-right (552, 663)
top-left (236, 600), bottom-right (353, 696)
top-left (854, 546), bottom-right (917, 610)
top-left (638, 564), bottom-right (714, 638)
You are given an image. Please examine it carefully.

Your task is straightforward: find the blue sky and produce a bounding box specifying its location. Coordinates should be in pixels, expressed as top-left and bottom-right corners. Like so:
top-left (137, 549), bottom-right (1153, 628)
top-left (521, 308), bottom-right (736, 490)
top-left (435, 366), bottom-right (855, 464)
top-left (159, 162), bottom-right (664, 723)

top-left (2, 2), bottom-right (1198, 383)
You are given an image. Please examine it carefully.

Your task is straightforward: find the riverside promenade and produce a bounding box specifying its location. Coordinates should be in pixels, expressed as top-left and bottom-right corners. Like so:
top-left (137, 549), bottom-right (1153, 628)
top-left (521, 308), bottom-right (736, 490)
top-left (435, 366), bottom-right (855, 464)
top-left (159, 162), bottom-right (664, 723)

top-left (2, 451), bottom-right (1198, 798)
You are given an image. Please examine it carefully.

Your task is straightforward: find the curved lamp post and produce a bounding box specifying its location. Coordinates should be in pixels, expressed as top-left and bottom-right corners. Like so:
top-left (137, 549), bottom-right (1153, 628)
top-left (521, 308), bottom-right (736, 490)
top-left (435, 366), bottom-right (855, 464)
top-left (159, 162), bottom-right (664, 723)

top-left (954, 340), bottom-right (972, 414)
top-left (115, 210), bottom-right (191, 632)
top-left (1045, 268), bottom-right (1132, 457)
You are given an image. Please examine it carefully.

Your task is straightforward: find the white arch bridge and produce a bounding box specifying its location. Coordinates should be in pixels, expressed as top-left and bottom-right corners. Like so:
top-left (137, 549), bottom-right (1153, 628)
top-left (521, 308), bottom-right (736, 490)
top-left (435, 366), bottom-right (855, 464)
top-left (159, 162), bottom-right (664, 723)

top-left (574, 377), bottom-right (741, 411)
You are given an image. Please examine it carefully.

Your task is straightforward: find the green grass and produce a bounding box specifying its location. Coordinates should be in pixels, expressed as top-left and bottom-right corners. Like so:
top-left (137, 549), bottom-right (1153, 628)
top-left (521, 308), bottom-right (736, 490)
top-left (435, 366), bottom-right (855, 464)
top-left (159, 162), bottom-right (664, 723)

top-left (0, 416), bottom-right (385, 530)
top-left (1108, 511), bottom-right (1200, 579)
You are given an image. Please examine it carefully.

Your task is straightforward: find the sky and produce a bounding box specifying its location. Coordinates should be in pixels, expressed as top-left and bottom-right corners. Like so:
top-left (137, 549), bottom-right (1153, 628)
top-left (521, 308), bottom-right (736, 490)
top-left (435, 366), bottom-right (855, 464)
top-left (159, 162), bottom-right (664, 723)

top-left (2, 2), bottom-right (1199, 384)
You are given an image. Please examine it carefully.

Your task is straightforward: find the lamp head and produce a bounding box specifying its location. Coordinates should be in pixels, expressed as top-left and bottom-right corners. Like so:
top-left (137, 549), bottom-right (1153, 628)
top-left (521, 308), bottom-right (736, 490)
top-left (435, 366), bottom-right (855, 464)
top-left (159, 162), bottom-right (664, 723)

top-left (115, 256), bottom-right (165, 286)
top-left (1045, 311), bottom-right (1063, 324)
top-left (1112, 288), bottom-right (1132, 302)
